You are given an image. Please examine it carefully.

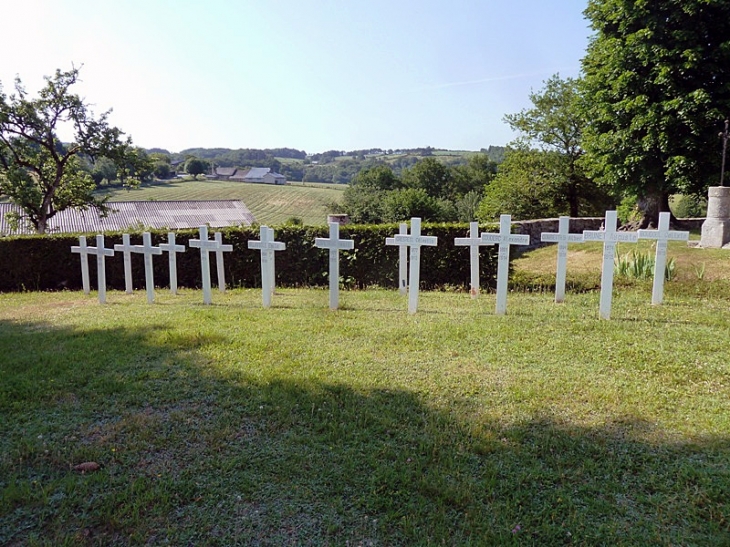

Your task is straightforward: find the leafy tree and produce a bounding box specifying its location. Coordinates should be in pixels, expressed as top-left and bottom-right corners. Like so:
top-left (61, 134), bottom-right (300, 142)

top-left (0, 67), bottom-right (141, 233)
top-left (504, 75), bottom-right (606, 217)
top-left (402, 158), bottom-right (453, 199)
top-left (451, 154), bottom-right (497, 198)
top-left (350, 164), bottom-right (401, 191)
top-left (184, 157), bottom-right (209, 176)
top-left (477, 147), bottom-right (584, 221)
top-left (382, 188), bottom-right (452, 223)
top-left (581, 0), bottom-right (730, 226)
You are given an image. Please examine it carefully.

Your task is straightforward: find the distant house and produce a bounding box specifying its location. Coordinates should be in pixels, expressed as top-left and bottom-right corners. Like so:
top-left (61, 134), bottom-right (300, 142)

top-left (0, 200), bottom-right (255, 236)
top-left (229, 169), bottom-right (250, 182)
top-left (239, 167), bottom-right (286, 185)
top-left (215, 167), bottom-right (238, 180)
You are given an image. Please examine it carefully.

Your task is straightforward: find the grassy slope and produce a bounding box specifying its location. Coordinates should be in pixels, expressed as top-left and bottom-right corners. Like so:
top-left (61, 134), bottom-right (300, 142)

top-left (2, 245), bottom-right (730, 544)
top-left (101, 179), bottom-right (345, 226)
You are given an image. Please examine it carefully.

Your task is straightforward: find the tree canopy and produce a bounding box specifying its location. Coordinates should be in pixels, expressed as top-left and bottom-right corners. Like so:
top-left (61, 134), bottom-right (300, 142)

top-left (0, 67), bottom-right (142, 233)
top-left (581, 0), bottom-right (730, 223)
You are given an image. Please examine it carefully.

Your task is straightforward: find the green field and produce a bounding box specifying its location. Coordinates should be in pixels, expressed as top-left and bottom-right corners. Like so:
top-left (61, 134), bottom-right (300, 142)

top-left (2, 244), bottom-right (730, 544)
top-left (101, 179), bottom-right (345, 226)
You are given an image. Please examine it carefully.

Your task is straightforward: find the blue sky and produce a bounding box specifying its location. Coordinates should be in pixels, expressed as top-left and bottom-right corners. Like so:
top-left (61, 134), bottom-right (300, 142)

top-left (1, 0), bottom-right (591, 154)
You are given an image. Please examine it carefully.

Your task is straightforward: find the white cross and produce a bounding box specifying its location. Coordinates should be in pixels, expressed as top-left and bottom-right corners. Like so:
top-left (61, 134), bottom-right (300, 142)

top-left (189, 226), bottom-right (232, 305)
top-left (71, 236), bottom-right (92, 295)
top-left (584, 210), bottom-right (638, 319)
top-left (454, 221), bottom-right (490, 298)
top-left (214, 232), bottom-right (233, 293)
top-left (638, 211), bottom-right (689, 305)
top-left (130, 232), bottom-right (162, 303)
top-left (83, 235), bottom-right (115, 304)
top-left (248, 225), bottom-right (286, 308)
top-left (315, 222), bottom-right (355, 309)
top-left (385, 223), bottom-right (409, 295)
top-left (159, 232), bottom-right (186, 295)
top-left (392, 217), bottom-right (438, 314)
top-left (113, 233), bottom-right (136, 294)
top-left (481, 214), bottom-right (530, 315)
top-left (540, 216), bottom-right (586, 303)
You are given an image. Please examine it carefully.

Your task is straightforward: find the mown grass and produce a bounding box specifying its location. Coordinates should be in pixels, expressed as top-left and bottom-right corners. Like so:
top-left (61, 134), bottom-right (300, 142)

top-left (100, 179), bottom-right (344, 226)
top-left (1, 271), bottom-right (729, 545)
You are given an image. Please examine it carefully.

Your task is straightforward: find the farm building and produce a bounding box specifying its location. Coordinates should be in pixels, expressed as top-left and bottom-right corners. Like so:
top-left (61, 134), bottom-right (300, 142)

top-left (0, 200), bottom-right (255, 236)
top-left (224, 167), bottom-right (286, 185)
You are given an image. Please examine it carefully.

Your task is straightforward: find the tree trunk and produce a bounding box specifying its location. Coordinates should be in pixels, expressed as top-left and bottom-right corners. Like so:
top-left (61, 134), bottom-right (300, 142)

top-left (635, 190), bottom-right (672, 229)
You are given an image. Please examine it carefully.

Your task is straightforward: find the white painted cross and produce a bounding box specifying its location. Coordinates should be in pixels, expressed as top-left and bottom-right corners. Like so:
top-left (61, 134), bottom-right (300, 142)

top-left (159, 232), bottom-right (186, 295)
top-left (480, 214), bottom-right (530, 315)
top-left (213, 232), bottom-right (234, 293)
top-left (83, 235), bottom-right (115, 304)
top-left (385, 222), bottom-right (409, 295)
top-left (130, 232), bottom-right (162, 303)
top-left (189, 226), bottom-right (232, 305)
top-left (315, 222), bottom-right (355, 309)
top-left (540, 216), bottom-right (585, 303)
top-left (638, 211), bottom-right (689, 305)
top-left (247, 225), bottom-right (286, 308)
top-left (71, 236), bottom-right (92, 295)
top-left (393, 217), bottom-right (438, 314)
top-left (583, 210), bottom-right (639, 319)
top-left (113, 233), bottom-right (136, 294)
top-left (454, 221), bottom-right (489, 298)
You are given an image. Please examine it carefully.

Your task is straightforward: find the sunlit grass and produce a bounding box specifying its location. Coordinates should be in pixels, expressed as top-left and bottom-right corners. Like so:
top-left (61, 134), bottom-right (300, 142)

top-left (1, 284), bottom-right (729, 545)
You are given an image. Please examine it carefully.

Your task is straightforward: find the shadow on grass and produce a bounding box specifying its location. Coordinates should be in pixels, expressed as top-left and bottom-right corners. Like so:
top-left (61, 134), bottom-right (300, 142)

top-left (0, 319), bottom-right (728, 546)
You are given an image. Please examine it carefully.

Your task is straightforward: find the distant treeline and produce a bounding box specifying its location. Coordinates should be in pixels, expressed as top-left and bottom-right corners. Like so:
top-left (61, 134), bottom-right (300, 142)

top-left (145, 146), bottom-right (506, 185)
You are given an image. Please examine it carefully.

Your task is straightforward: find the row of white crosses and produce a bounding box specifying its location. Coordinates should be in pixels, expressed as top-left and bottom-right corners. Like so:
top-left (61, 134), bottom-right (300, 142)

top-left (71, 212), bottom-right (689, 317)
top-left (543, 210), bottom-right (689, 319)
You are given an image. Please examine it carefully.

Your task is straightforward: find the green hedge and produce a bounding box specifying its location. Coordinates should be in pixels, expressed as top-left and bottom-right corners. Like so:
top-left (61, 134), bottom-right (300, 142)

top-left (0, 223), bottom-right (509, 293)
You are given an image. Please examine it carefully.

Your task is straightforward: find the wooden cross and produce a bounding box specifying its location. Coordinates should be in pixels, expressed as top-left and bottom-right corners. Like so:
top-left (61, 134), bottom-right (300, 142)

top-left (130, 232), bottom-right (162, 303)
top-left (71, 236), bottom-right (91, 295)
top-left (583, 210), bottom-right (638, 319)
top-left (393, 217), bottom-right (438, 314)
top-left (540, 216), bottom-right (585, 303)
top-left (247, 226), bottom-right (286, 308)
top-left (113, 233), bottom-right (136, 294)
top-left (189, 226), bottom-right (233, 305)
top-left (385, 223), bottom-right (409, 295)
top-left (315, 222), bottom-right (355, 309)
top-left (159, 232), bottom-right (186, 295)
top-left (638, 211), bottom-right (689, 305)
top-left (82, 235), bottom-right (115, 304)
top-left (454, 221), bottom-right (489, 298)
top-left (480, 214), bottom-right (530, 315)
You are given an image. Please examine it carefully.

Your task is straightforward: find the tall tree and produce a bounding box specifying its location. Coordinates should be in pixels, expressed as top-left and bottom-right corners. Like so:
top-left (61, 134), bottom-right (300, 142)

top-left (0, 67), bottom-right (141, 233)
top-left (504, 75), bottom-right (599, 217)
top-left (581, 0), bottom-right (730, 226)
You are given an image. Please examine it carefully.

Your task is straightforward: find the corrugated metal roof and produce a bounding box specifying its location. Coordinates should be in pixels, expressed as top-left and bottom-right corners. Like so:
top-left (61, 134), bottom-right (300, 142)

top-left (244, 167), bottom-right (270, 179)
top-left (0, 200), bottom-right (255, 235)
top-left (215, 167), bottom-right (237, 177)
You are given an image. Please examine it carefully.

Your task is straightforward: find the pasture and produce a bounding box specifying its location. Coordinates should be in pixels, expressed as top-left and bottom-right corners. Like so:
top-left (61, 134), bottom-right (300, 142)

top-left (2, 242), bottom-right (730, 545)
top-left (101, 179), bottom-right (345, 226)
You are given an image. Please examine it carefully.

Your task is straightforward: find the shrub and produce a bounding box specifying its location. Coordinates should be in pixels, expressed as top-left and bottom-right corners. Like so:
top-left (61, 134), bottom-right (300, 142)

top-left (0, 223), bottom-right (505, 293)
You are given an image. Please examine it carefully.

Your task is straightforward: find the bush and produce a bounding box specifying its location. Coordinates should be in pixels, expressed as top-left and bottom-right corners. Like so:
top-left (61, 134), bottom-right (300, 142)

top-left (0, 223), bottom-right (506, 293)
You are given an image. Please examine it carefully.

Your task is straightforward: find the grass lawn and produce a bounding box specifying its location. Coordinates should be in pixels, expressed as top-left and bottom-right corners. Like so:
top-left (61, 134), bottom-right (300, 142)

top-left (100, 179), bottom-right (345, 226)
top-left (2, 265), bottom-right (730, 545)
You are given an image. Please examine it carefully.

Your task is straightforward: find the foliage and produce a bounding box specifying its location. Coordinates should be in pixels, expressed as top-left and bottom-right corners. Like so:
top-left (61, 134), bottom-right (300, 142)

top-left (0, 67), bottom-right (143, 233)
top-left (477, 149), bottom-right (572, 221)
top-left (501, 75), bottom-right (615, 217)
top-left (184, 157), bottom-right (209, 176)
top-left (0, 223), bottom-right (501, 292)
top-left (581, 0), bottom-right (730, 222)
top-left (671, 193), bottom-right (708, 218)
top-left (614, 249), bottom-right (677, 281)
